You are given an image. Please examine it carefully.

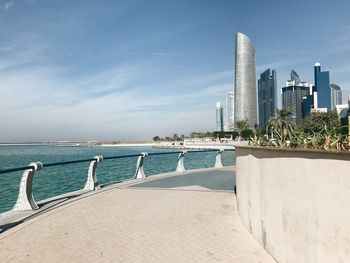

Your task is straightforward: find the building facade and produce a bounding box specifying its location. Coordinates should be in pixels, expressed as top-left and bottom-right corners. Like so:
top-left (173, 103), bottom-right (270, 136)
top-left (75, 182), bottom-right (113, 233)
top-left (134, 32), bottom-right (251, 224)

top-left (216, 101), bottom-right (224, 132)
top-left (234, 32), bottom-right (257, 128)
top-left (330, 83), bottom-right (342, 110)
top-left (226, 92), bottom-right (234, 130)
top-left (282, 70), bottom-right (311, 124)
top-left (258, 69), bottom-right (277, 128)
top-left (314, 63), bottom-right (331, 111)
top-left (290, 70), bottom-right (301, 85)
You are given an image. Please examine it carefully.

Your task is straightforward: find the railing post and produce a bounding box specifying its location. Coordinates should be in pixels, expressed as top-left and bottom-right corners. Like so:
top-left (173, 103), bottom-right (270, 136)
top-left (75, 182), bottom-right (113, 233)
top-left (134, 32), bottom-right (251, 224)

top-left (134, 152), bottom-right (148, 179)
top-left (176, 150), bottom-right (187, 172)
top-left (214, 149), bottom-right (223, 168)
top-left (84, 156), bottom-right (103, 191)
top-left (12, 162), bottom-right (43, 211)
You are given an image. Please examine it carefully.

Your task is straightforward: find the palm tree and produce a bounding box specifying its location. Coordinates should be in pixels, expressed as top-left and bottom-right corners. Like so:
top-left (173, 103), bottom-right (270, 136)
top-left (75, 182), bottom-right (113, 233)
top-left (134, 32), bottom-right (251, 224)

top-left (268, 108), bottom-right (296, 138)
top-left (234, 120), bottom-right (249, 139)
top-left (173, 134), bottom-right (179, 141)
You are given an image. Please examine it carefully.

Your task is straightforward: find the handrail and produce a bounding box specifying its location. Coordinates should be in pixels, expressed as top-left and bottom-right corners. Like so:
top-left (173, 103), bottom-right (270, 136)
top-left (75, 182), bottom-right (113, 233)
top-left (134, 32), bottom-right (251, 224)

top-left (0, 149), bottom-right (232, 212)
top-left (103, 154), bottom-right (141, 160)
top-left (43, 158), bottom-right (97, 168)
top-left (0, 165), bottom-right (35, 175)
top-left (0, 150), bottom-right (224, 175)
top-left (147, 151), bottom-right (183, 156)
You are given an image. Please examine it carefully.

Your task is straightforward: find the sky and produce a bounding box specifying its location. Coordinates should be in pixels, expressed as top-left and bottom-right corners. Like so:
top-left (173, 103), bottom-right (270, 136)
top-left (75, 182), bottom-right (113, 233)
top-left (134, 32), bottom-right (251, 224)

top-left (0, 0), bottom-right (350, 142)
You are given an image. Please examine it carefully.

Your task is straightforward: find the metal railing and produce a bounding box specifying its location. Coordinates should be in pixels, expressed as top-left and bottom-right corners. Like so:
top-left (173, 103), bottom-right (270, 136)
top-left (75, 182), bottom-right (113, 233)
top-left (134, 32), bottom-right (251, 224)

top-left (0, 149), bottom-right (231, 212)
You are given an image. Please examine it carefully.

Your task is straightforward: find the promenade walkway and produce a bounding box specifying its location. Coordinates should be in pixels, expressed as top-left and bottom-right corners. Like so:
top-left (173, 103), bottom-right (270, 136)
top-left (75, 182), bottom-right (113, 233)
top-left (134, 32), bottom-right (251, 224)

top-left (0, 167), bottom-right (275, 263)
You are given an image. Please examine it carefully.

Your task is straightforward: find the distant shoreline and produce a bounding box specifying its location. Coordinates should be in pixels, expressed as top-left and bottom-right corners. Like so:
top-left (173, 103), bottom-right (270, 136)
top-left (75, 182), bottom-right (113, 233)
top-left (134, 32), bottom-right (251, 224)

top-left (0, 143), bottom-right (50, 146)
top-left (0, 142), bottom-right (154, 147)
top-left (99, 143), bottom-right (154, 147)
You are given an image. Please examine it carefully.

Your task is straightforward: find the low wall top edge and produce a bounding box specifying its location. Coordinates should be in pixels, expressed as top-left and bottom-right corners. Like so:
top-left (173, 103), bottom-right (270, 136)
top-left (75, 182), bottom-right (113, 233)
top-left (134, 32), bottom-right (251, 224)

top-left (235, 145), bottom-right (350, 159)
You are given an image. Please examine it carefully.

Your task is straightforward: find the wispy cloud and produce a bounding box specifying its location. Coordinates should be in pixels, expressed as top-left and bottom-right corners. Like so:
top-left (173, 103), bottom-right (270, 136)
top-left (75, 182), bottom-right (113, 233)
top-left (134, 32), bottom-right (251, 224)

top-left (2, 0), bottom-right (14, 10)
top-left (0, 42), bottom-right (228, 141)
top-left (323, 25), bottom-right (350, 54)
top-left (256, 58), bottom-right (310, 74)
top-left (111, 51), bottom-right (184, 57)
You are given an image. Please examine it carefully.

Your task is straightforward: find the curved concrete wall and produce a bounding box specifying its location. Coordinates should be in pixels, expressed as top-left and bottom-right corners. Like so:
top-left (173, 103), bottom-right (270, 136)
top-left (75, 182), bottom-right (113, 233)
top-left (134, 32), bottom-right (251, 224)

top-left (235, 146), bottom-right (350, 263)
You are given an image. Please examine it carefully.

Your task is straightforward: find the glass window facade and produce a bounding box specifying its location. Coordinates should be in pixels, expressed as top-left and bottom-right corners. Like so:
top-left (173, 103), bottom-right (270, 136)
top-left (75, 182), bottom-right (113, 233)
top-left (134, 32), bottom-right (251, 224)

top-left (258, 69), bottom-right (277, 128)
top-left (282, 85), bottom-right (310, 124)
top-left (226, 92), bottom-right (234, 130)
top-left (314, 64), bottom-right (331, 110)
top-left (216, 102), bottom-right (224, 132)
top-left (330, 84), bottom-right (342, 110)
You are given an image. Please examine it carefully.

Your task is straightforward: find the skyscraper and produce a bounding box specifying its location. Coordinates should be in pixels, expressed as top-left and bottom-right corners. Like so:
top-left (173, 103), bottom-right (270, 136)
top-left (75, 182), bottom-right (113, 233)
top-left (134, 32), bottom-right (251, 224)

top-left (234, 32), bottom-right (257, 128)
top-left (216, 101), bottom-right (224, 132)
top-left (330, 83), bottom-right (342, 110)
top-left (282, 70), bottom-right (311, 124)
top-left (226, 92), bottom-right (234, 130)
top-left (258, 69), bottom-right (277, 128)
top-left (290, 70), bottom-right (301, 85)
top-left (314, 62), bottom-right (331, 111)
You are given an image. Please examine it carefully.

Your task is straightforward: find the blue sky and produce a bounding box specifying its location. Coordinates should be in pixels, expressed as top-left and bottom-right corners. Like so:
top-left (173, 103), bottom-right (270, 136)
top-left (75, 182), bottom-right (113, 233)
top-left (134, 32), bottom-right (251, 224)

top-left (0, 0), bottom-right (349, 141)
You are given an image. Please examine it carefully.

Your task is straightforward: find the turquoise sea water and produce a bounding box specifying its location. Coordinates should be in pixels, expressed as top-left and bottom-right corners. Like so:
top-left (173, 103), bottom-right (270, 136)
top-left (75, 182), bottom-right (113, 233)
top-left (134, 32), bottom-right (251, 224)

top-left (0, 145), bottom-right (235, 213)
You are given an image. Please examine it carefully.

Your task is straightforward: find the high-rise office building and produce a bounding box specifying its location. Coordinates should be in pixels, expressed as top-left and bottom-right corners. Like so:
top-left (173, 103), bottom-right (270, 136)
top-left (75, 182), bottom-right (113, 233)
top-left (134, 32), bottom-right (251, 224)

top-left (302, 87), bottom-right (315, 118)
top-left (234, 32), bottom-right (257, 128)
top-left (258, 69), bottom-right (277, 128)
top-left (216, 101), bottom-right (224, 132)
top-left (290, 70), bottom-right (301, 85)
top-left (314, 62), bottom-right (331, 111)
top-left (330, 83), bottom-right (342, 110)
top-left (302, 62), bottom-right (332, 117)
top-left (226, 92), bottom-right (234, 130)
top-left (282, 70), bottom-right (311, 124)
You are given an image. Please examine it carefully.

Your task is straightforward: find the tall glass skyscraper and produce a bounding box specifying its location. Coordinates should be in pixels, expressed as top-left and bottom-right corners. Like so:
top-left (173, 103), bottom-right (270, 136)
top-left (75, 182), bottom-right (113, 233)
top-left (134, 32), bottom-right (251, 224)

top-left (258, 69), bottom-right (277, 128)
top-left (216, 101), bottom-right (224, 132)
top-left (282, 70), bottom-right (310, 124)
top-left (234, 32), bottom-right (257, 128)
top-left (226, 92), bottom-right (234, 130)
top-left (314, 63), bottom-right (331, 110)
top-left (330, 83), bottom-right (342, 110)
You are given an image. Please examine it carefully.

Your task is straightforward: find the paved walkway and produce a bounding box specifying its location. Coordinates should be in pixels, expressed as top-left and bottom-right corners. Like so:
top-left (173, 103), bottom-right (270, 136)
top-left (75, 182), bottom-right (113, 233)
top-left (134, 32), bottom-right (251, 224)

top-left (0, 167), bottom-right (275, 263)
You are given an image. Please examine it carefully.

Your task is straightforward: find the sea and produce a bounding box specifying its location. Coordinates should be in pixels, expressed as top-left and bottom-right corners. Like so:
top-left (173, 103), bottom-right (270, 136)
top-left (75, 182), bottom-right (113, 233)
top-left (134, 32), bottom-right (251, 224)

top-left (0, 145), bottom-right (235, 213)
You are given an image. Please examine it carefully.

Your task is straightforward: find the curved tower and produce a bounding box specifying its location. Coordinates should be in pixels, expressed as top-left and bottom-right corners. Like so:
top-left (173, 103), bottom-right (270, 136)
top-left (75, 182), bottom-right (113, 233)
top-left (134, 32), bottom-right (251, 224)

top-left (234, 32), bottom-right (257, 128)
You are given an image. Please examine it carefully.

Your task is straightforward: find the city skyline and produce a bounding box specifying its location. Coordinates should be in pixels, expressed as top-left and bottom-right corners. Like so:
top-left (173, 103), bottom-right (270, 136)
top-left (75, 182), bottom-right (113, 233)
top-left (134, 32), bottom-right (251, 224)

top-left (0, 0), bottom-right (350, 141)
